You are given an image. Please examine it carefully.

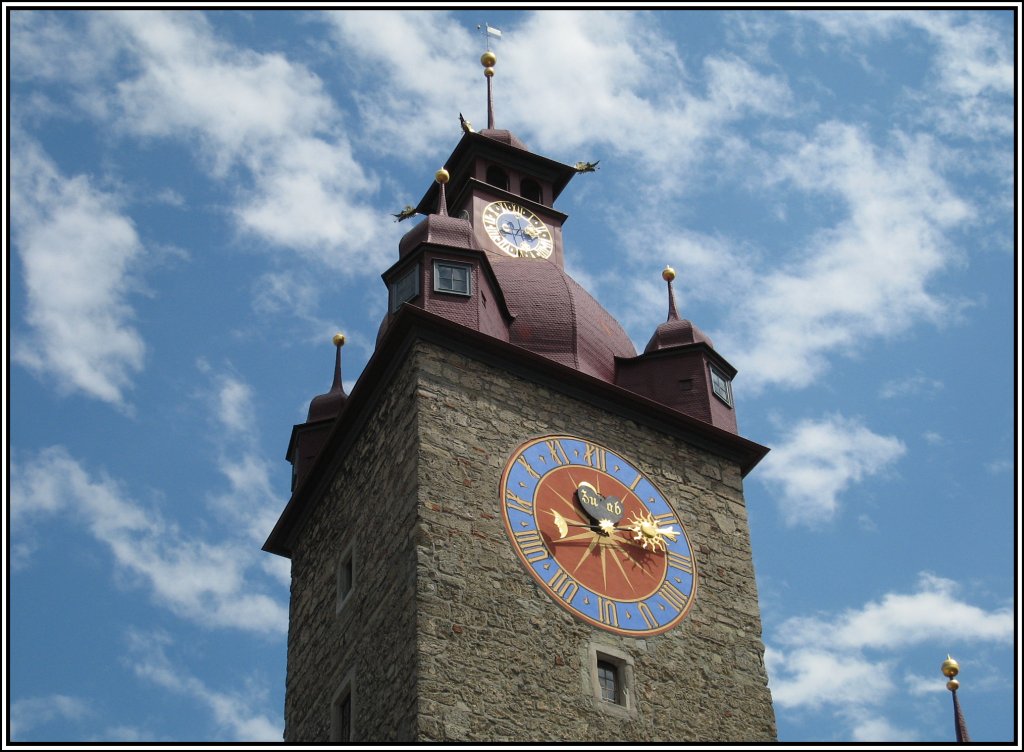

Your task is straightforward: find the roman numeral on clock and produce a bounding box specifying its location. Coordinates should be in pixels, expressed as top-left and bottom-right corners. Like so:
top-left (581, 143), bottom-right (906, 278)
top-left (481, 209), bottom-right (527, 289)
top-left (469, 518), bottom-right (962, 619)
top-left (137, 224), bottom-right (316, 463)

top-left (667, 550), bottom-right (693, 574)
top-left (505, 488), bottom-right (533, 515)
top-left (548, 568), bottom-right (578, 604)
top-left (583, 443), bottom-right (606, 471)
top-left (513, 529), bottom-right (548, 562)
top-left (657, 582), bottom-right (689, 613)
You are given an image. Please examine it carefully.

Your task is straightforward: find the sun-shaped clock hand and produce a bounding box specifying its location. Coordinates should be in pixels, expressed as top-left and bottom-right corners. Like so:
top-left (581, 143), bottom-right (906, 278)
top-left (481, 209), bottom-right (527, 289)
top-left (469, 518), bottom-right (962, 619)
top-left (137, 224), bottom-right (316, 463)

top-left (623, 511), bottom-right (680, 552)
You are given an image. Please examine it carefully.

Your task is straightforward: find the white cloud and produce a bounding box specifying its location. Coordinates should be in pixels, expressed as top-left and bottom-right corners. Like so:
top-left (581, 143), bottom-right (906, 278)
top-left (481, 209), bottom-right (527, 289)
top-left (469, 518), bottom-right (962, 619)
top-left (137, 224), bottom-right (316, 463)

top-left (775, 573), bottom-right (1013, 651)
top-left (759, 413), bottom-right (906, 526)
top-left (767, 572), bottom-right (1012, 741)
top-left (847, 715), bottom-right (918, 743)
top-left (10, 446), bottom-right (286, 634)
top-left (198, 367), bottom-right (290, 549)
top-left (505, 12), bottom-right (792, 191)
top-left (322, 11), bottom-right (479, 159)
top-left (214, 375), bottom-right (255, 435)
top-left (767, 647), bottom-right (894, 711)
top-left (126, 630), bottom-right (281, 741)
top-left (9, 695), bottom-right (91, 740)
top-left (324, 10), bottom-right (791, 196)
top-left (880, 374), bottom-right (945, 400)
top-left (803, 10), bottom-right (1013, 139)
top-left (13, 10), bottom-right (386, 271)
top-left (731, 123), bottom-right (972, 392)
top-left (9, 137), bottom-right (146, 408)
top-left (985, 458), bottom-right (1011, 474)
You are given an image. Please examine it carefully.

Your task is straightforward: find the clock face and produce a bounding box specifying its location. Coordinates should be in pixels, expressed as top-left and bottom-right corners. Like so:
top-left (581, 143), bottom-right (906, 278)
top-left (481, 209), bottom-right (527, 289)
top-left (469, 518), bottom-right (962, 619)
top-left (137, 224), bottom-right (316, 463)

top-left (500, 435), bottom-right (697, 637)
top-left (481, 200), bottom-right (553, 259)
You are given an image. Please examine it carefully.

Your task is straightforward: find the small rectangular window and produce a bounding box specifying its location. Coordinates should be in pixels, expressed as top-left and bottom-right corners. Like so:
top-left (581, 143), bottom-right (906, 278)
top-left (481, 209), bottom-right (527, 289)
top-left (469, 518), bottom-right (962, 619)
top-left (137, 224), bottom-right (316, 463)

top-left (588, 647), bottom-right (632, 714)
top-left (710, 365), bottom-right (734, 407)
top-left (433, 261), bottom-right (471, 296)
top-left (597, 660), bottom-right (620, 704)
top-left (336, 546), bottom-right (354, 614)
top-left (390, 265), bottom-right (420, 312)
top-left (330, 675), bottom-right (354, 743)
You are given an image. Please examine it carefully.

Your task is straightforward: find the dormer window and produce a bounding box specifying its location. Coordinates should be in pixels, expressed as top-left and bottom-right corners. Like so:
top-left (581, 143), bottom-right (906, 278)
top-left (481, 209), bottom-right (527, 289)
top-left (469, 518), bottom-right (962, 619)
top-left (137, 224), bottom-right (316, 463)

top-left (433, 261), bottom-right (471, 296)
top-left (520, 178), bottom-right (542, 204)
top-left (390, 264), bottom-right (420, 313)
top-left (710, 365), bottom-right (734, 407)
top-left (486, 165), bottom-right (509, 190)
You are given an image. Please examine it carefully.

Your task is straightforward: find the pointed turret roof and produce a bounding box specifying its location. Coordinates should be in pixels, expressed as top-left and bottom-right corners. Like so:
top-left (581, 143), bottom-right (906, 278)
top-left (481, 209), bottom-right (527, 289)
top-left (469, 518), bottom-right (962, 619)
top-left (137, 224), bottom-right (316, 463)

top-left (306, 333), bottom-right (348, 422)
top-left (644, 266), bottom-right (714, 353)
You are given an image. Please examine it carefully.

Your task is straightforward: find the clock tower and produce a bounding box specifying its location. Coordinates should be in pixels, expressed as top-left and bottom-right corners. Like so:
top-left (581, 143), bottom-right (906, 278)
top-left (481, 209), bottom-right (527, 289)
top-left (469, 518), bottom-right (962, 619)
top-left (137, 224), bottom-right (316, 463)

top-left (264, 50), bottom-right (776, 743)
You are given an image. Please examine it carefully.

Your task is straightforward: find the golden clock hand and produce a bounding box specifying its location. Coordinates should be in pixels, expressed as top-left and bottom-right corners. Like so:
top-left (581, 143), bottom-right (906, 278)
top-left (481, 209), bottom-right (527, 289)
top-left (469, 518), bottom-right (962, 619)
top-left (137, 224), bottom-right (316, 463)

top-left (551, 510), bottom-right (602, 539)
top-left (624, 512), bottom-right (680, 552)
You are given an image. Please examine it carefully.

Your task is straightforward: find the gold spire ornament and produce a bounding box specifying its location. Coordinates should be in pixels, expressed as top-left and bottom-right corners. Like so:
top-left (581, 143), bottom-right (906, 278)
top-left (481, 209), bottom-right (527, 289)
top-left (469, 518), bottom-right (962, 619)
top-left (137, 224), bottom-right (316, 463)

top-left (435, 168), bottom-right (450, 217)
top-left (332, 333), bottom-right (346, 348)
top-left (941, 656), bottom-right (971, 742)
top-left (481, 49), bottom-right (496, 129)
top-left (662, 266), bottom-right (680, 321)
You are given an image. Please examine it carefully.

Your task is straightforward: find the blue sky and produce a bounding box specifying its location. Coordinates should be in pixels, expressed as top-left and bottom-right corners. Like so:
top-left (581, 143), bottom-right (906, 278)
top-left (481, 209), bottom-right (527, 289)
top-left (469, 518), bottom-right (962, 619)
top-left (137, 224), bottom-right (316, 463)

top-left (5, 6), bottom-right (1018, 745)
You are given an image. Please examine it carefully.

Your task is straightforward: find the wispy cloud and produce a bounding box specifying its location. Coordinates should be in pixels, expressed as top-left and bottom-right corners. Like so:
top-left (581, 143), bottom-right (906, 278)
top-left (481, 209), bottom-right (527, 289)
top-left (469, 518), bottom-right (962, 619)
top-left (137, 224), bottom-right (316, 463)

top-left (321, 11), bottom-right (479, 160)
top-left (9, 137), bottom-right (146, 408)
top-left (195, 365), bottom-right (292, 562)
top-left (767, 572), bottom-right (1012, 741)
top-left (508, 12), bottom-right (793, 197)
top-left (880, 374), bottom-right (945, 400)
top-left (9, 695), bottom-right (91, 740)
top-left (125, 630), bottom-right (281, 741)
top-left (802, 10), bottom-right (1013, 140)
top-left (13, 10), bottom-right (388, 271)
top-left (732, 123), bottom-right (972, 391)
top-left (10, 445), bottom-right (286, 634)
top-left (758, 413), bottom-right (906, 526)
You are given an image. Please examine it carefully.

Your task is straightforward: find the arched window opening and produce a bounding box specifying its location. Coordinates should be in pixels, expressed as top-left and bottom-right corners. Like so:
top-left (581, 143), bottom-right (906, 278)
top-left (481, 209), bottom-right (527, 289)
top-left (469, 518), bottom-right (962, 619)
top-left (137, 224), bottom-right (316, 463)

top-left (520, 178), bottom-right (542, 204)
top-left (486, 165), bottom-right (509, 191)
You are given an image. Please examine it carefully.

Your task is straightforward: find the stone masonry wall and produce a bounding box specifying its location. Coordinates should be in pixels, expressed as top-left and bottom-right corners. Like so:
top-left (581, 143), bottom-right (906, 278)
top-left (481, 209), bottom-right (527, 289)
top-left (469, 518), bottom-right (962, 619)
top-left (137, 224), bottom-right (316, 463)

top-left (283, 335), bottom-right (775, 742)
top-left (411, 340), bottom-right (776, 741)
top-left (284, 353), bottom-right (421, 742)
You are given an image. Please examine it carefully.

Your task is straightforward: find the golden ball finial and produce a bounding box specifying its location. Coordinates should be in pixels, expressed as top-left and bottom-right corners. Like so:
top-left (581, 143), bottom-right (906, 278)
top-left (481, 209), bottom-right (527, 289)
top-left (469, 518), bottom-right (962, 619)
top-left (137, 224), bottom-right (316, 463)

top-left (484, 67), bottom-right (495, 78)
top-left (435, 168), bottom-right (450, 184)
top-left (481, 51), bottom-right (496, 68)
top-left (662, 266), bottom-right (676, 282)
top-left (941, 656), bottom-right (960, 678)
top-left (946, 679), bottom-right (960, 692)
top-left (332, 333), bottom-right (346, 348)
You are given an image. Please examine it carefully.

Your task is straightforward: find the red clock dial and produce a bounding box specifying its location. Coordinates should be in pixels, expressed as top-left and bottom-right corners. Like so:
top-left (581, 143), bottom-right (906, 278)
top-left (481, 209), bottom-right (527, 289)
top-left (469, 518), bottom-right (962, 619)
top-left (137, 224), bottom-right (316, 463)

top-left (501, 435), bottom-right (698, 636)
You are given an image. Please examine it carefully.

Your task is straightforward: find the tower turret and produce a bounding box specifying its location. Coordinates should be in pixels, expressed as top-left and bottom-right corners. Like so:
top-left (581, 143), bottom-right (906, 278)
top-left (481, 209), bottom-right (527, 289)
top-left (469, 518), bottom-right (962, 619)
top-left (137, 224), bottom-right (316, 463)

top-left (615, 267), bottom-right (739, 433)
top-left (285, 333), bottom-right (348, 491)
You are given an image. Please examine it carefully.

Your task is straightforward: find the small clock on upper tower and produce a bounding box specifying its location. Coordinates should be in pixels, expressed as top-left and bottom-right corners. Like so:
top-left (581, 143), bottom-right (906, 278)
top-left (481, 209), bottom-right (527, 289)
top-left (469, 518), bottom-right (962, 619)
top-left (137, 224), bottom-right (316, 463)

top-left (481, 199), bottom-right (553, 258)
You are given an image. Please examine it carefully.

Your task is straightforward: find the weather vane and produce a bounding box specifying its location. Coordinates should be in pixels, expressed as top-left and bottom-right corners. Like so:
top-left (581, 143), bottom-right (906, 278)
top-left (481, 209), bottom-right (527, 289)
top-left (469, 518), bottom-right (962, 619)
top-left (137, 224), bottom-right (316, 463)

top-left (477, 23), bottom-right (501, 51)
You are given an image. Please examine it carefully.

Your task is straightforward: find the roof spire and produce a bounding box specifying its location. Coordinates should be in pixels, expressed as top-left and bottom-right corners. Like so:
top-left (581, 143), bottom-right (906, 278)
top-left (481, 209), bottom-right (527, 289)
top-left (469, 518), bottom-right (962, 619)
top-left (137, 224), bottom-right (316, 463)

top-left (329, 333), bottom-right (346, 393)
top-left (305, 333), bottom-right (348, 422)
top-left (481, 50), bottom-right (496, 130)
top-left (941, 656), bottom-right (972, 742)
top-left (663, 266), bottom-right (680, 322)
top-left (435, 168), bottom-right (450, 217)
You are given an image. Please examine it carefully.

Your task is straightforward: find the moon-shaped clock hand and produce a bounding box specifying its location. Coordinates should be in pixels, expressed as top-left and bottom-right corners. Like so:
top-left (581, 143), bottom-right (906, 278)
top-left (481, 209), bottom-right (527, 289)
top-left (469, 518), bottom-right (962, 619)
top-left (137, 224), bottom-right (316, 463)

top-left (551, 510), bottom-right (603, 539)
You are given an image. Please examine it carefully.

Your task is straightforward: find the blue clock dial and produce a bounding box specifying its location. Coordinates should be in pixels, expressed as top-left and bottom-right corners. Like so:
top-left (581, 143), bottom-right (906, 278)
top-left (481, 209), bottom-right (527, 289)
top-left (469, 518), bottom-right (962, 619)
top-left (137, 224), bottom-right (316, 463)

top-left (500, 435), bottom-right (698, 637)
